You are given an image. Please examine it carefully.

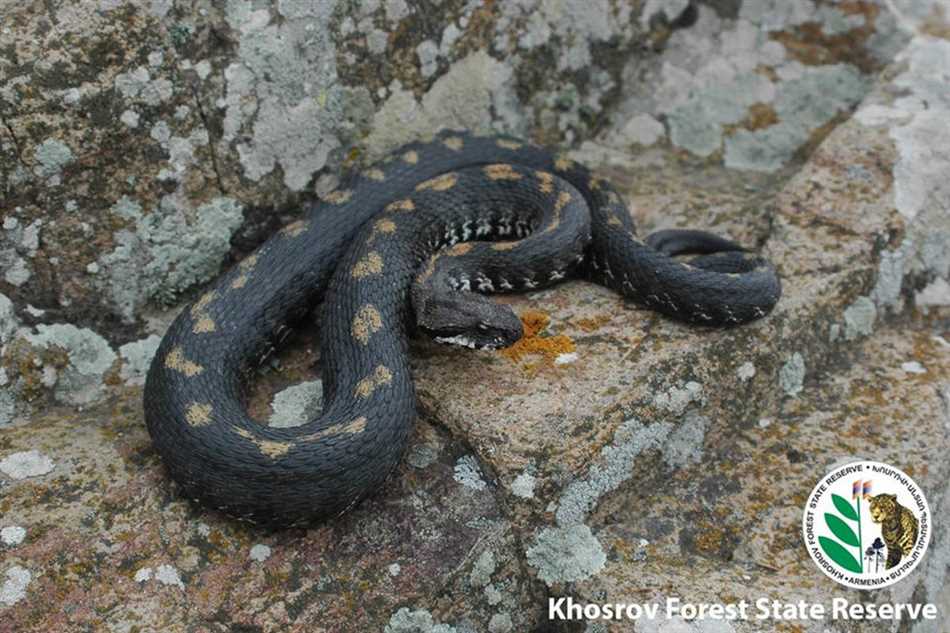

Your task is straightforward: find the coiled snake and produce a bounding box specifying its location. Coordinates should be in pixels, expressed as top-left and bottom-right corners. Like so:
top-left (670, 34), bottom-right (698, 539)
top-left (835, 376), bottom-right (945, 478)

top-left (144, 131), bottom-right (780, 525)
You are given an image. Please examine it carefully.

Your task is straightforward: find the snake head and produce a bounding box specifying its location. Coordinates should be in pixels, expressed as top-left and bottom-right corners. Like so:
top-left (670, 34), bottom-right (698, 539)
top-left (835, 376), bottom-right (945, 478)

top-left (412, 287), bottom-right (523, 350)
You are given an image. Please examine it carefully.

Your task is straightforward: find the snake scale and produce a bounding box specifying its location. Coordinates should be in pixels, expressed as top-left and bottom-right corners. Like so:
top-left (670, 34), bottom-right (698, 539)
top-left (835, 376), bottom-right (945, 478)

top-left (144, 130), bottom-right (781, 525)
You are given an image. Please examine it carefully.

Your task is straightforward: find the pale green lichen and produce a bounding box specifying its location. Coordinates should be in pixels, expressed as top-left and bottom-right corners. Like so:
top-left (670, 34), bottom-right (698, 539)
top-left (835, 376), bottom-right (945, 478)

top-left (556, 417), bottom-right (673, 527)
top-left (525, 524), bottom-right (606, 585)
top-left (23, 324), bottom-right (117, 405)
top-left (779, 352), bottom-right (805, 397)
top-left (843, 296), bottom-right (877, 340)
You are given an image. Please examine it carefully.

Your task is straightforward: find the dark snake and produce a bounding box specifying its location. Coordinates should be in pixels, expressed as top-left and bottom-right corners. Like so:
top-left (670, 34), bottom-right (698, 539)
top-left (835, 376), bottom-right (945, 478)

top-left (143, 131), bottom-right (780, 525)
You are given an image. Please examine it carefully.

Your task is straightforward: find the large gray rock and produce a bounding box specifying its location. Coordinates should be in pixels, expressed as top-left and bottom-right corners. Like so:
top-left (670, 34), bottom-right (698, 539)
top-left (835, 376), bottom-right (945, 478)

top-left (1, 0), bottom-right (949, 631)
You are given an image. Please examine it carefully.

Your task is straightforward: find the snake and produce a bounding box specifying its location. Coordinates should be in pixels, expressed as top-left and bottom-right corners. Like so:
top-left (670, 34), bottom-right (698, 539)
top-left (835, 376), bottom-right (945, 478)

top-left (143, 130), bottom-right (781, 525)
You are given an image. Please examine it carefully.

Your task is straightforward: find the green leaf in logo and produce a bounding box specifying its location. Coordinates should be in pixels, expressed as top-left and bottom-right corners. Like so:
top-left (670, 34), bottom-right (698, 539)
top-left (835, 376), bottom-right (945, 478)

top-left (832, 494), bottom-right (859, 521)
top-left (819, 536), bottom-right (863, 573)
top-left (825, 513), bottom-right (860, 547)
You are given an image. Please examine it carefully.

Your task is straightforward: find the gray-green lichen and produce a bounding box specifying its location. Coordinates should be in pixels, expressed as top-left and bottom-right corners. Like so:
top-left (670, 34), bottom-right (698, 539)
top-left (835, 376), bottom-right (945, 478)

top-left (99, 196), bottom-right (244, 318)
top-left (843, 296), bottom-right (877, 340)
top-left (269, 380), bottom-right (324, 427)
top-left (0, 294), bottom-right (19, 343)
top-left (454, 455), bottom-right (488, 491)
top-left (608, 3), bottom-right (883, 170)
top-left (525, 524), bottom-right (606, 585)
top-left (555, 417), bottom-right (673, 527)
top-left (32, 138), bottom-right (74, 181)
top-left (779, 352), bottom-right (805, 397)
top-left (22, 325), bottom-right (117, 406)
top-left (221, 0), bottom-right (369, 191)
top-left (385, 608), bottom-right (457, 633)
top-left (118, 335), bottom-right (162, 386)
top-left (365, 51), bottom-right (524, 157)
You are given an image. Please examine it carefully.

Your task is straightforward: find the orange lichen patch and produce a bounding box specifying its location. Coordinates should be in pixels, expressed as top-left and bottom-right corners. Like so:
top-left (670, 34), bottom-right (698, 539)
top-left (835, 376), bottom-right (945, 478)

top-left (501, 310), bottom-right (576, 366)
top-left (768, 2), bottom-right (881, 74)
top-left (574, 314), bottom-right (611, 332)
top-left (921, 6), bottom-right (950, 39)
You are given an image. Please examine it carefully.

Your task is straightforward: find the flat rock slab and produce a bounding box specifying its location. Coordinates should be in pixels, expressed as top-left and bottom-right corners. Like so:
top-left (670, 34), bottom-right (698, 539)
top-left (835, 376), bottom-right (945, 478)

top-left (3, 3), bottom-right (950, 632)
top-left (571, 325), bottom-right (950, 633)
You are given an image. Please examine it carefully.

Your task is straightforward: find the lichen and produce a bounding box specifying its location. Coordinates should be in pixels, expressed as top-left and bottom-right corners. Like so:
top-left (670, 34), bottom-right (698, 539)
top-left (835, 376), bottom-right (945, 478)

top-left (500, 310), bottom-right (575, 367)
top-left (556, 417), bottom-right (673, 527)
top-left (525, 524), bottom-right (606, 585)
top-left (779, 352), bottom-right (805, 396)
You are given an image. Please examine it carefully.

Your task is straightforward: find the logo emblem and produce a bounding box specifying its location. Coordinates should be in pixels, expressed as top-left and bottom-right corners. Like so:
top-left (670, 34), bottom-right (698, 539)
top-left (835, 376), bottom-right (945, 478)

top-left (803, 460), bottom-right (930, 589)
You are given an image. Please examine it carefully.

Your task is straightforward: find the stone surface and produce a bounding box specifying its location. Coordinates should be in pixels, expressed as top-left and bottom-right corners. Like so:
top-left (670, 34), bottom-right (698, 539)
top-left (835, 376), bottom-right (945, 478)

top-left (1, 0), bottom-right (949, 631)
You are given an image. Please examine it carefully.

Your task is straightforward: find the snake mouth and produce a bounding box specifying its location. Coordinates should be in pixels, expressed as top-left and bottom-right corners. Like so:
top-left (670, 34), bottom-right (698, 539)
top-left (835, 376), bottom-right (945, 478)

top-left (430, 328), bottom-right (520, 351)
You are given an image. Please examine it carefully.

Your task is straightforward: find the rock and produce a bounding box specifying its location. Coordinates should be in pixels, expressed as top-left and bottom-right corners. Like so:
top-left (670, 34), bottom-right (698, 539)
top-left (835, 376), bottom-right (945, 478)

top-left (1, 1), bottom-right (949, 631)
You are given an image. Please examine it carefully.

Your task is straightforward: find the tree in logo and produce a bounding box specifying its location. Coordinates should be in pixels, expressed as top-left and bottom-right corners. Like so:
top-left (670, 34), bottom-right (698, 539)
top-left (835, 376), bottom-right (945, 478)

top-left (818, 480), bottom-right (872, 573)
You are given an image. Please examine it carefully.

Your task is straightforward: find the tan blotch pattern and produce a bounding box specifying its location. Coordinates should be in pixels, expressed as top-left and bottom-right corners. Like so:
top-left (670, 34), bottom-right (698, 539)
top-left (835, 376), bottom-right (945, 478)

top-left (589, 176), bottom-right (604, 190)
top-left (280, 220), bottom-right (308, 237)
top-left (447, 242), bottom-right (474, 256)
top-left (484, 163), bottom-right (522, 181)
top-left (368, 218), bottom-right (397, 245)
top-left (385, 198), bottom-right (415, 213)
top-left (352, 304), bottom-right (383, 345)
top-left (351, 251), bottom-right (384, 278)
top-left (491, 241), bottom-right (519, 251)
top-left (355, 365), bottom-right (393, 398)
top-left (231, 254), bottom-right (259, 289)
top-left (324, 189), bottom-right (353, 204)
top-left (403, 150), bottom-right (419, 164)
top-left (165, 347), bottom-right (204, 376)
top-left (607, 214), bottom-right (623, 227)
top-left (416, 255), bottom-right (438, 284)
top-left (190, 291), bottom-right (217, 333)
top-left (443, 136), bottom-right (464, 151)
top-left (185, 402), bottom-right (213, 427)
top-left (496, 138), bottom-right (522, 150)
top-left (536, 171), bottom-right (555, 193)
top-left (301, 416), bottom-right (368, 442)
top-left (415, 172), bottom-right (458, 192)
top-left (554, 156), bottom-right (573, 171)
top-left (233, 427), bottom-right (293, 459)
top-left (366, 168), bottom-right (386, 181)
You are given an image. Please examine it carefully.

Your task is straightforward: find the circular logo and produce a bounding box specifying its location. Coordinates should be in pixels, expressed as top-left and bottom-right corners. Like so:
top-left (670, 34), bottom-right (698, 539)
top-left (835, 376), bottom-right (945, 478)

top-left (802, 460), bottom-right (931, 589)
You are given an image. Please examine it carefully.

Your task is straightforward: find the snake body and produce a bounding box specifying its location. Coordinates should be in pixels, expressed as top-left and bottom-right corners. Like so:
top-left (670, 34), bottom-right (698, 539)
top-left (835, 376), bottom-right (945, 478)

top-left (144, 131), bottom-right (780, 525)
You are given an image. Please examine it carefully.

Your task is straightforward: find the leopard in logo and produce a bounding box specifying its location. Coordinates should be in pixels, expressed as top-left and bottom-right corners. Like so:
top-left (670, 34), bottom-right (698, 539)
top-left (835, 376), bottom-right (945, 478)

top-left (869, 493), bottom-right (919, 569)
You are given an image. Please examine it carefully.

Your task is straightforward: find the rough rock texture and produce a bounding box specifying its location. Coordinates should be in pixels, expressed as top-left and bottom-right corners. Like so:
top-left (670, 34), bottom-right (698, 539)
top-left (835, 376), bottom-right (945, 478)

top-left (2, 0), bottom-right (950, 631)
